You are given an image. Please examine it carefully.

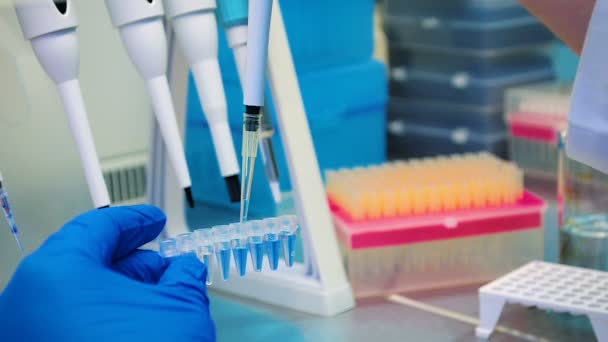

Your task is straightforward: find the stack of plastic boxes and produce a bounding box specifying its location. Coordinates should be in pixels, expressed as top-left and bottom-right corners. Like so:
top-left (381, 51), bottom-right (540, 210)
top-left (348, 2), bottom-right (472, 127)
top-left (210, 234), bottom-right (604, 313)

top-left (384, 0), bottom-right (556, 159)
top-left (505, 83), bottom-right (570, 180)
top-left (185, 0), bottom-right (388, 218)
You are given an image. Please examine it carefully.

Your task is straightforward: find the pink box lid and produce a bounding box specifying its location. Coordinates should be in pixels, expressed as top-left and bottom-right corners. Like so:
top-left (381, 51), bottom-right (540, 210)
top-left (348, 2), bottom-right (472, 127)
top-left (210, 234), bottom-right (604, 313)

top-left (507, 112), bottom-right (567, 144)
top-left (331, 190), bottom-right (546, 250)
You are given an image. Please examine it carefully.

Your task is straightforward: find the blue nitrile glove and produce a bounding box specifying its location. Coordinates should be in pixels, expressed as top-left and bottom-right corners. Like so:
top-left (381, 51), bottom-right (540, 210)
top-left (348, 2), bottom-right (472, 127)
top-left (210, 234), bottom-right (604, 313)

top-left (0, 205), bottom-right (215, 342)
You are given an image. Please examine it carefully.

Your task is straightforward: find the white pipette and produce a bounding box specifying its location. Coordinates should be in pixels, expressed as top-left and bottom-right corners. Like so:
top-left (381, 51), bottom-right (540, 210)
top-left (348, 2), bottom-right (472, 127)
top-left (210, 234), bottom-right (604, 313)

top-left (240, 0), bottom-right (274, 222)
top-left (217, 0), bottom-right (282, 204)
top-left (105, 0), bottom-right (195, 208)
top-left (15, 0), bottom-right (111, 209)
top-left (165, 0), bottom-right (241, 202)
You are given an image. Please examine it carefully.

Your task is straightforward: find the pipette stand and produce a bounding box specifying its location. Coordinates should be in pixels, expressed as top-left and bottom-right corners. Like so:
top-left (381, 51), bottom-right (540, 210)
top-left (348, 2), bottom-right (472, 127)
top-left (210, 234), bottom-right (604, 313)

top-left (148, 3), bottom-right (355, 316)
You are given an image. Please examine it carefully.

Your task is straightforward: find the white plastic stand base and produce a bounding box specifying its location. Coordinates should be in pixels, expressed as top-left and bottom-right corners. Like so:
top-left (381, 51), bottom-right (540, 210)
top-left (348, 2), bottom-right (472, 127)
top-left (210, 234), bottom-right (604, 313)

top-left (210, 263), bottom-right (355, 317)
top-left (477, 261), bottom-right (608, 341)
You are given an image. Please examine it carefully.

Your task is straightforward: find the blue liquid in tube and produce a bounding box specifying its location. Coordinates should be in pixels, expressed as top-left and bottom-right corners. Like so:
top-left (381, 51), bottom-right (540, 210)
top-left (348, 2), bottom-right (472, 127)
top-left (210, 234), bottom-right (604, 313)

top-left (265, 233), bottom-right (281, 271)
top-left (202, 253), bottom-right (213, 285)
top-left (233, 247), bottom-right (248, 277)
top-left (281, 231), bottom-right (297, 267)
top-left (216, 248), bottom-right (231, 281)
top-left (248, 237), bottom-right (265, 272)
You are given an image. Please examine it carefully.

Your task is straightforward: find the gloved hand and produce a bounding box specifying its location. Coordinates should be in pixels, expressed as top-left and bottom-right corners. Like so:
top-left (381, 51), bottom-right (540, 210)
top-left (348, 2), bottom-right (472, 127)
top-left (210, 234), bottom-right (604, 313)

top-left (0, 205), bottom-right (215, 342)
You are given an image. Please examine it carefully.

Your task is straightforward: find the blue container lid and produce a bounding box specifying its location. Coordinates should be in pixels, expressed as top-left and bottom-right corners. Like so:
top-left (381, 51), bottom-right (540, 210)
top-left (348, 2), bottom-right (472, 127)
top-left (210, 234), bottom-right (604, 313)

top-left (385, 0), bottom-right (531, 21)
top-left (188, 60), bottom-right (388, 131)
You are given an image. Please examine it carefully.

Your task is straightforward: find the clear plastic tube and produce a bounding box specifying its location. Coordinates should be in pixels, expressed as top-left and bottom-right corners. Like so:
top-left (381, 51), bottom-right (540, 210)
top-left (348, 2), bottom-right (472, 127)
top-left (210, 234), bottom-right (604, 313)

top-left (158, 216), bottom-right (300, 284)
top-left (248, 220), bottom-right (266, 272)
top-left (230, 223), bottom-right (249, 277)
top-left (213, 225), bottom-right (232, 281)
top-left (193, 228), bottom-right (215, 285)
top-left (264, 218), bottom-right (281, 270)
top-left (0, 188), bottom-right (24, 252)
top-left (240, 113), bottom-right (262, 222)
top-left (278, 215), bottom-right (299, 267)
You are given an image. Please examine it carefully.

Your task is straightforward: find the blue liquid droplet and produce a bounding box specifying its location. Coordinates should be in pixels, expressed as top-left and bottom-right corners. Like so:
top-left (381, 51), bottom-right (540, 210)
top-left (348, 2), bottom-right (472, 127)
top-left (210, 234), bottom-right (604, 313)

top-left (248, 238), bottom-right (265, 272)
top-left (265, 233), bottom-right (281, 271)
top-left (216, 248), bottom-right (231, 281)
top-left (233, 247), bottom-right (248, 277)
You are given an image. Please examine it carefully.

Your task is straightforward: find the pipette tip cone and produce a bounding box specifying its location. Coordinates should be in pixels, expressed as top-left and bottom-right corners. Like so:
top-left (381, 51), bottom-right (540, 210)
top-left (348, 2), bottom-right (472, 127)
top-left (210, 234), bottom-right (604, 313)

top-left (184, 187), bottom-right (195, 208)
top-left (224, 175), bottom-right (241, 203)
top-left (270, 181), bottom-right (281, 203)
top-left (15, 236), bottom-right (24, 253)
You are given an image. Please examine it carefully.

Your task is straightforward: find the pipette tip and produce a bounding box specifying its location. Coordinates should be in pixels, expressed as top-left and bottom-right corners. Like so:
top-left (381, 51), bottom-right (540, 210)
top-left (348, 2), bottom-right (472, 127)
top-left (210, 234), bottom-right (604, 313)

top-left (14, 235), bottom-right (24, 253)
top-left (224, 175), bottom-right (242, 203)
top-left (270, 181), bottom-right (281, 203)
top-left (184, 187), bottom-right (195, 208)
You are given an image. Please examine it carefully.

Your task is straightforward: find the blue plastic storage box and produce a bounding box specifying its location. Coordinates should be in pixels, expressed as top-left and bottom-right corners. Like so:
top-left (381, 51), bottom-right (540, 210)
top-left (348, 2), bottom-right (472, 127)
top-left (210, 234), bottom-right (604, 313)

top-left (384, 1), bottom-right (554, 57)
top-left (386, 0), bottom-right (529, 21)
top-left (389, 55), bottom-right (554, 107)
top-left (388, 98), bottom-right (505, 134)
top-left (185, 60), bottom-right (388, 217)
top-left (387, 122), bottom-right (507, 159)
top-left (217, 0), bottom-right (375, 81)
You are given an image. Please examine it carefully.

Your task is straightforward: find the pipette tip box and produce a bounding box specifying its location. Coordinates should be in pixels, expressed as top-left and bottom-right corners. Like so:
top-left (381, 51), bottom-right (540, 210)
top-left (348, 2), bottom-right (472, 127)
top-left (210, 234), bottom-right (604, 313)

top-left (505, 83), bottom-right (570, 179)
top-left (331, 192), bottom-right (545, 297)
top-left (326, 155), bottom-right (546, 297)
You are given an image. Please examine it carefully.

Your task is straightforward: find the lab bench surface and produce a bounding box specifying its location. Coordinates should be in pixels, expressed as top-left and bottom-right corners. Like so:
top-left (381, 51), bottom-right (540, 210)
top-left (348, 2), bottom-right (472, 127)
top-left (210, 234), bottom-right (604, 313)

top-left (210, 285), bottom-right (596, 342)
top-left (211, 180), bottom-right (597, 342)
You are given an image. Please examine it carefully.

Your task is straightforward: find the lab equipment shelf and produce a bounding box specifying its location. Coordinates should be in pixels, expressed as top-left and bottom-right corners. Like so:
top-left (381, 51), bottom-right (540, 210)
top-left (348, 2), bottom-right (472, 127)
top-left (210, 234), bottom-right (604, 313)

top-left (388, 98), bottom-right (505, 134)
top-left (384, 4), bottom-right (554, 57)
top-left (477, 261), bottom-right (608, 341)
top-left (387, 122), bottom-right (508, 159)
top-left (389, 55), bottom-right (555, 107)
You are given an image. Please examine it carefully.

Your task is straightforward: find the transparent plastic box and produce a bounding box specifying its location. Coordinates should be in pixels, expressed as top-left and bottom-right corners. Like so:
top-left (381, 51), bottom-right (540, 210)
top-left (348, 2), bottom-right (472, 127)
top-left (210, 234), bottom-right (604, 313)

top-left (388, 98), bottom-right (505, 134)
top-left (389, 55), bottom-right (555, 107)
top-left (331, 191), bottom-right (546, 297)
top-left (505, 83), bottom-right (570, 179)
top-left (384, 0), bottom-right (554, 57)
top-left (386, 0), bottom-right (528, 21)
top-left (387, 121), bottom-right (507, 159)
top-left (390, 48), bottom-right (552, 73)
top-left (558, 132), bottom-right (608, 272)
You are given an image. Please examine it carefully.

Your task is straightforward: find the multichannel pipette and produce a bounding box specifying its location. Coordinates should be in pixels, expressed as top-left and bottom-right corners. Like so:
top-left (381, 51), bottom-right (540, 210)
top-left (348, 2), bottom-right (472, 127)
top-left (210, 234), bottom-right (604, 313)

top-left (240, 0), bottom-right (274, 222)
top-left (165, 1), bottom-right (241, 202)
top-left (15, 0), bottom-right (111, 209)
top-left (104, 0), bottom-right (195, 208)
top-left (159, 215), bottom-right (299, 282)
top-left (217, 0), bottom-right (282, 204)
top-left (0, 172), bottom-right (24, 252)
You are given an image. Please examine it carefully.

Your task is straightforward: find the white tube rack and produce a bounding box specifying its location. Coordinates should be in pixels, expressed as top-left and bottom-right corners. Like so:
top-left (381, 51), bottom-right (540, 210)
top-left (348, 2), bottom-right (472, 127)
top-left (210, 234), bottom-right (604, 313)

top-left (477, 261), bottom-right (608, 341)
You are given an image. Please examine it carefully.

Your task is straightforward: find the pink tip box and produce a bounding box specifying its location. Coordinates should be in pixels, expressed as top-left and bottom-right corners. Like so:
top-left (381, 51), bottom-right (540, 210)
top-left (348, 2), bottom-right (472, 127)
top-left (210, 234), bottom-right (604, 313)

top-left (507, 112), bottom-right (566, 145)
top-left (505, 83), bottom-right (570, 179)
top-left (330, 191), bottom-right (547, 298)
